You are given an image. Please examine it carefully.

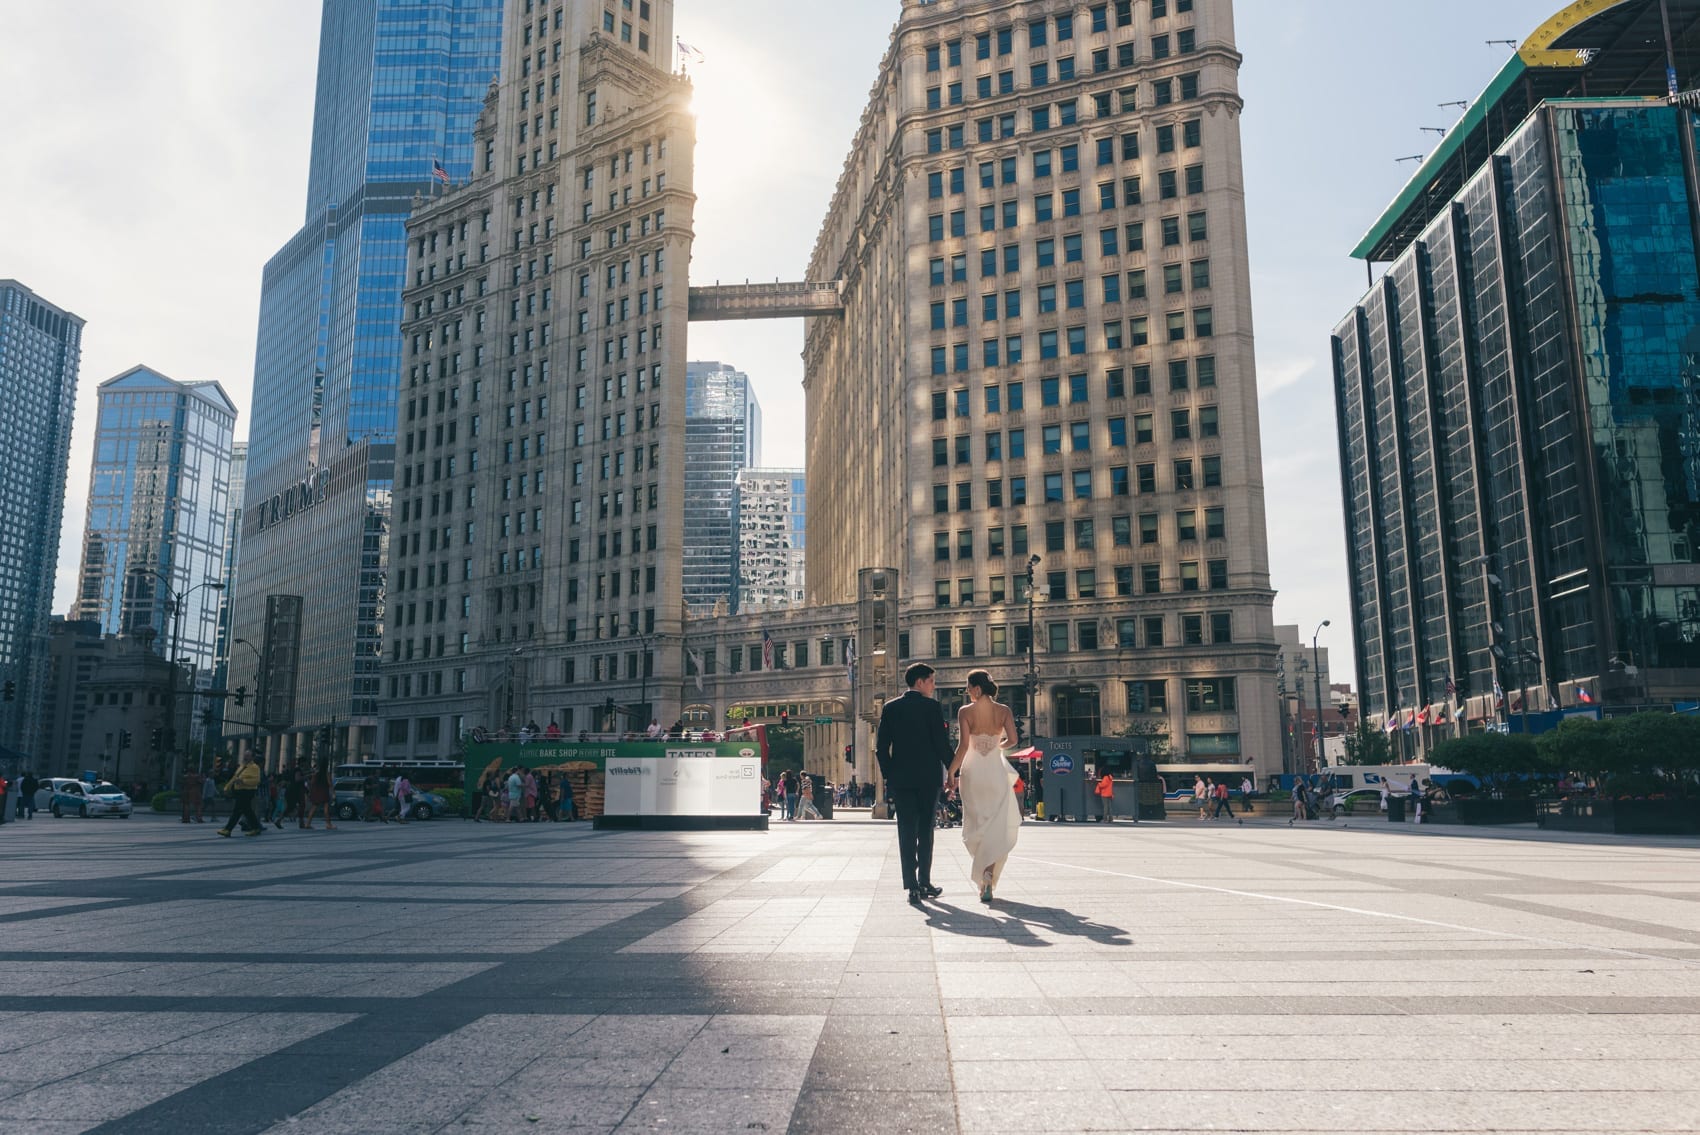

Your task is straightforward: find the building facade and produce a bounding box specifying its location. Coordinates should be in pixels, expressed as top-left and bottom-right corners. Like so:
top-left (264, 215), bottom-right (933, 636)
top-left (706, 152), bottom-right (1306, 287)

top-left (234, 0), bottom-right (505, 765)
top-left (683, 360), bottom-right (761, 614)
top-left (733, 468), bottom-right (806, 612)
top-left (1334, 0), bottom-right (1700, 735)
top-left (803, 0), bottom-right (1281, 769)
top-left (73, 366), bottom-right (237, 692)
top-left (0, 280), bottom-right (82, 759)
top-left (378, 0), bottom-right (696, 757)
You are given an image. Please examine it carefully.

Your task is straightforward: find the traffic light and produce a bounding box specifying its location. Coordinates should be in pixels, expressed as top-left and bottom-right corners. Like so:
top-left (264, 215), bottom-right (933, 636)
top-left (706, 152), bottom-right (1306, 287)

top-left (779, 710), bottom-right (789, 726)
top-left (233, 685), bottom-right (247, 707)
top-left (149, 727), bottom-right (163, 749)
top-left (844, 744), bottom-right (853, 764)
top-left (2, 679), bottom-right (14, 702)
top-left (119, 730), bottom-right (132, 750)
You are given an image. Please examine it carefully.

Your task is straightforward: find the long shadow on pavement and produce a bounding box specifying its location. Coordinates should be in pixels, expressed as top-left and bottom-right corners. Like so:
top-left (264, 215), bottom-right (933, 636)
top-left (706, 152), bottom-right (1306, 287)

top-left (921, 897), bottom-right (1131, 947)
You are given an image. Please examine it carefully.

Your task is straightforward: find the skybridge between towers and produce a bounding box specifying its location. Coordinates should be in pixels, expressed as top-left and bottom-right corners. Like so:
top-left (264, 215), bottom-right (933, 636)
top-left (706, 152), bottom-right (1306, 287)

top-left (687, 280), bottom-right (844, 321)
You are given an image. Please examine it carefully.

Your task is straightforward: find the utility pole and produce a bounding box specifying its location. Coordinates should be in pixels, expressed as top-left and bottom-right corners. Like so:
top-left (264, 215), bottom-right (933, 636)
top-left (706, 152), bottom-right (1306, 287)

top-left (1312, 619), bottom-right (1331, 772)
top-left (1024, 555), bottom-right (1041, 743)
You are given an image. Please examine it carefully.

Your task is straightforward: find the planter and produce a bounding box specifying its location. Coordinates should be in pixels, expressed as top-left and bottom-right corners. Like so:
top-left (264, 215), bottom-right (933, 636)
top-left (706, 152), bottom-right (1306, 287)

top-left (1611, 799), bottom-right (1700, 836)
top-left (1537, 799), bottom-right (1700, 835)
top-left (1421, 803), bottom-right (1461, 825)
top-left (1537, 799), bottom-right (1614, 833)
top-left (1456, 798), bottom-right (1537, 825)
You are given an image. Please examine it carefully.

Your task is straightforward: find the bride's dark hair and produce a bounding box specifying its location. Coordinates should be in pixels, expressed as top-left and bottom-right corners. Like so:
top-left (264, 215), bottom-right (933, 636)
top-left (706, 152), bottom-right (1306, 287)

top-left (966, 669), bottom-right (998, 698)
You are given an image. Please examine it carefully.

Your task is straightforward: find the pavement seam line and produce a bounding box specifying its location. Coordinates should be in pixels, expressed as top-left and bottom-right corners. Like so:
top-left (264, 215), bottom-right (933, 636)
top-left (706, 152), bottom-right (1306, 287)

top-left (1010, 853), bottom-right (1700, 969)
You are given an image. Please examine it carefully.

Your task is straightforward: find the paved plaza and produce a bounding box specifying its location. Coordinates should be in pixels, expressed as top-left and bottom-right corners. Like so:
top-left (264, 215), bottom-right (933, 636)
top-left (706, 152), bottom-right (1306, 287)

top-left (0, 810), bottom-right (1698, 1133)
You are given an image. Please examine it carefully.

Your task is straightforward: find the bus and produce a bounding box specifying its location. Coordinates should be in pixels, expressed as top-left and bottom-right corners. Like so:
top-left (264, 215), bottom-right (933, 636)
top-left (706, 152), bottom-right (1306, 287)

top-left (335, 759), bottom-right (465, 791)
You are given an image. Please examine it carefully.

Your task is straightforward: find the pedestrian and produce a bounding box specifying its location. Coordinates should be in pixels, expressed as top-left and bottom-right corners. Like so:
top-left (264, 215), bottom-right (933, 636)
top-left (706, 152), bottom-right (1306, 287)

top-left (363, 772), bottom-right (388, 823)
top-left (1194, 776), bottom-right (1208, 820)
top-left (474, 774), bottom-right (498, 821)
top-left (559, 773), bottom-right (577, 822)
top-left (285, 766), bottom-right (307, 827)
top-left (18, 771), bottom-right (37, 820)
top-left (645, 718), bottom-right (663, 740)
top-left (506, 767), bottom-right (524, 822)
top-left (875, 662), bottom-right (953, 906)
top-left (393, 772), bottom-right (414, 823)
top-left (522, 767), bottom-right (538, 821)
top-left (0, 773), bottom-right (8, 825)
top-left (267, 770), bottom-right (289, 829)
top-left (202, 773), bottom-right (220, 822)
top-left (1096, 770), bottom-right (1116, 823)
top-left (1197, 777), bottom-right (1212, 820)
top-left (216, 753), bottom-right (264, 838)
top-left (1212, 778), bottom-right (1236, 821)
top-left (1379, 779), bottom-right (1390, 813)
top-left (1240, 775), bottom-right (1253, 799)
top-left (798, 774), bottom-right (823, 820)
top-left (302, 762), bottom-right (336, 830)
top-left (537, 771), bottom-right (557, 822)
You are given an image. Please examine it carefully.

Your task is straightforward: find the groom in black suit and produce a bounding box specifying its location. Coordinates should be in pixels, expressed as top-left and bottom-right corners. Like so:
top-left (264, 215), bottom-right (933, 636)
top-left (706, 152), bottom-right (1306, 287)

top-left (876, 663), bottom-right (953, 905)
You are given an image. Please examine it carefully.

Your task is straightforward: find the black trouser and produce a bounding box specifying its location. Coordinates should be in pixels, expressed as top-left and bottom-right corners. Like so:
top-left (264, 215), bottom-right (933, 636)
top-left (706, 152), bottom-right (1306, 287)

top-left (893, 785), bottom-right (941, 890)
top-left (1212, 796), bottom-right (1233, 818)
top-left (225, 790), bottom-right (262, 832)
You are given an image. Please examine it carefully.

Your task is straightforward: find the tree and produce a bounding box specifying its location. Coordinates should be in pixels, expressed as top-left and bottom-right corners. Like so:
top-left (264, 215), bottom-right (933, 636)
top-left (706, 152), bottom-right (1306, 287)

top-left (1342, 721), bottom-right (1394, 766)
top-left (1534, 717), bottom-right (1618, 786)
top-left (765, 725), bottom-right (804, 777)
top-left (1432, 732), bottom-right (1539, 797)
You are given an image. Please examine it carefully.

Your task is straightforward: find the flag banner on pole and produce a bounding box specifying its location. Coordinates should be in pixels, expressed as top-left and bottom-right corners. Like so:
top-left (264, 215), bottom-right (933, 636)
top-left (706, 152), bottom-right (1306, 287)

top-left (844, 638), bottom-right (856, 683)
top-left (1547, 688), bottom-right (1560, 712)
top-left (676, 38), bottom-right (705, 64)
top-left (686, 648), bottom-right (704, 693)
top-left (1493, 678), bottom-right (1505, 708)
top-left (1578, 688), bottom-right (1594, 704)
top-left (431, 159), bottom-right (451, 184)
top-left (1384, 708), bottom-right (1400, 734)
top-left (761, 629), bottom-right (774, 671)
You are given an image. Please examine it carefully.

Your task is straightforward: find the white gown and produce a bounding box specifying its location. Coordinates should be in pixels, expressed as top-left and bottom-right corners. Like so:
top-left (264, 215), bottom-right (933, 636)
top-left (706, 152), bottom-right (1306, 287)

top-left (960, 733), bottom-right (1021, 888)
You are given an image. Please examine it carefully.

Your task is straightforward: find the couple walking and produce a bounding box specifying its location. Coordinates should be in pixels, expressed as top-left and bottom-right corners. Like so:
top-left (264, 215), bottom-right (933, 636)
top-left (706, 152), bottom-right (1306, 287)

top-left (877, 664), bottom-right (1022, 907)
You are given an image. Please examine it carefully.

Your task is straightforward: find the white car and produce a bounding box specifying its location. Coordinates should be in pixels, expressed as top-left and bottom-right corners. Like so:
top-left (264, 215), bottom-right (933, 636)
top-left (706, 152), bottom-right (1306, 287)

top-left (38, 777), bottom-right (133, 819)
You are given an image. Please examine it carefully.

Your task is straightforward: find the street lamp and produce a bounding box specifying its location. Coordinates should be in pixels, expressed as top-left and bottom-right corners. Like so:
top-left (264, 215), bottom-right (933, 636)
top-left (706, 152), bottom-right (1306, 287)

top-left (1024, 555), bottom-right (1041, 743)
top-left (638, 631), bottom-right (652, 728)
top-left (1311, 619), bottom-right (1330, 773)
top-left (128, 567), bottom-right (223, 787)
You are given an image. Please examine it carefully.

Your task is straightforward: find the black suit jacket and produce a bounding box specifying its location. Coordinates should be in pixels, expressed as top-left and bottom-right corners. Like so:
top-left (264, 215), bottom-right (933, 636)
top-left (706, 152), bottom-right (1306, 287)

top-left (876, 690), bottom-right (952, 794)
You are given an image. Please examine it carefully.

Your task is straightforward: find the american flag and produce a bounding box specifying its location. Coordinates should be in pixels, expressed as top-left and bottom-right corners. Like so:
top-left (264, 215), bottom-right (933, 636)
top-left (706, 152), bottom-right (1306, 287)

top-left (844, 638), bottom-right (856, 683)
top-left (431, 159), bottom-right (451, 184)
top-left (761, 629), bottom-right (774, 671)
top-left (1578, 688), bottom-right (1594, 704)
top-left (1445, 673), bottom-right (1456, 699)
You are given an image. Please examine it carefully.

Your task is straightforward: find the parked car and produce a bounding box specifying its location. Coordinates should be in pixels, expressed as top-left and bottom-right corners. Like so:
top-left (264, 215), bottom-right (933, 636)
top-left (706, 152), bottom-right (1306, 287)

top-left (38, 778), bottom-right (133, 818)
top-left (1326, 787), bottom-right (1385, 816)
top-left (330, 777), bottom-right (443, 821)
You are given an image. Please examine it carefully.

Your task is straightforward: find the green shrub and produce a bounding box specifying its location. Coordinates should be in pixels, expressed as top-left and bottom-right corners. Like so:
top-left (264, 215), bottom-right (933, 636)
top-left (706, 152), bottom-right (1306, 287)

top-left (151, 792), bottom-right (180, 813)
top-left (434, 788), bottom-right (465, 814)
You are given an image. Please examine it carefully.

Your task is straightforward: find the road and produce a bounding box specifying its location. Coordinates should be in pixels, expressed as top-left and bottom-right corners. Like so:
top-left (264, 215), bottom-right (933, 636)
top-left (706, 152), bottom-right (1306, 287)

top-left (0, 810), bottom-right (1697, 1133)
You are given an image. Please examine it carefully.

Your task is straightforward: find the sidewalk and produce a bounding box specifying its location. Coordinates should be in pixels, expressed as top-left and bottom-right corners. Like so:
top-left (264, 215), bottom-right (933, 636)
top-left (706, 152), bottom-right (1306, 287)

top-left (0, 807), bottom-right (1697, 1131)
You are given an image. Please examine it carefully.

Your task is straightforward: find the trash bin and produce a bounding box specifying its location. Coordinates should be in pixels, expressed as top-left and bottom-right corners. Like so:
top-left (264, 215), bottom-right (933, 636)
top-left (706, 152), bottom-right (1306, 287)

top-left (813, 780), bottom-right (833, 820)
top-left (1386, 794), bottom-right (1406, 823)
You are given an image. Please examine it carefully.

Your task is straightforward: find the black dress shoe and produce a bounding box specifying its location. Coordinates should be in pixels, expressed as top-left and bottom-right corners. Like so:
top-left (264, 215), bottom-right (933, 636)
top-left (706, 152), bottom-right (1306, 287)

top-left (922, 885), bottom-right (942, 898)
top-left (906, 888), bottom-right (924, 906)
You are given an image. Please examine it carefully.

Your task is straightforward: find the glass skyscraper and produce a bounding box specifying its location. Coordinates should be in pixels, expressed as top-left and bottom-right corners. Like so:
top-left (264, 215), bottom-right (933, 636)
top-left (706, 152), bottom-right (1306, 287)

top-left (1333, 0), bottom-right (1700, 729)
top-left (234, 0), bottom-right (504, 761)
top-left (684, 361), bottom-right (762, 614)
top-left (0, 280), bottom-right (83, 758)
top-left (73, 366), bottom-right (238, 681)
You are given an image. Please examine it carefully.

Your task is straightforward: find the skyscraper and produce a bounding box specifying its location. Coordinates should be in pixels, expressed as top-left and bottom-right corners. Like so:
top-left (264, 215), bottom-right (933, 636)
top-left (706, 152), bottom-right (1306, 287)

top-left (378, 0), bottom-right (694, 755)
top-left (1333, 0), bottom-right (1700, 731)
top-left (0, 280), bottom-right (82, 756)
top-left (73, 366), bottom-right (237, 682)
top-left (733, 468), bottom-right (807, 612)
top-left (684, 360), bottom-right (761, 613)
top-left (804, 0), bottom-right (1280, 763)
top-left (234, 0), bottom-right (504, 762)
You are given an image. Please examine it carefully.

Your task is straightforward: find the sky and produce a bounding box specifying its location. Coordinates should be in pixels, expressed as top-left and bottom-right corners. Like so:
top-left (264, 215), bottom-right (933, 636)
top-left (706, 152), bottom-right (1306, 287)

top-left (1, 0), bottom-right (1565, 676)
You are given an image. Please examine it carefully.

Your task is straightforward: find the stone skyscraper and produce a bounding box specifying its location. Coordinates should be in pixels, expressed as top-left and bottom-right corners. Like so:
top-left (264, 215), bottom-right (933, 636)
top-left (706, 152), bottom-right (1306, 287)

top-left (805, 0), bottom-right (1279, 764)
top-left (0, 281), bottom-right (83, 756)
top-left (234, 0), bottom-right (504, 763)
top-left (379, 0), bottom-right (695, 754)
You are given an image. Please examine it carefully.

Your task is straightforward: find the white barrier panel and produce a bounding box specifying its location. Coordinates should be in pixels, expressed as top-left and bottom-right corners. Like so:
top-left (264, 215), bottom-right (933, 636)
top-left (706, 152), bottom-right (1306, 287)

top-left (604, 747), bottom-right (763, 817)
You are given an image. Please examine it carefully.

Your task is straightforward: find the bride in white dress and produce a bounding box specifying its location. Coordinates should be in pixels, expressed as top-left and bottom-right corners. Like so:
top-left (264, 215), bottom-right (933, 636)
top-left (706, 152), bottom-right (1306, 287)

top-left (947, 669), bottom-right (1022, 904)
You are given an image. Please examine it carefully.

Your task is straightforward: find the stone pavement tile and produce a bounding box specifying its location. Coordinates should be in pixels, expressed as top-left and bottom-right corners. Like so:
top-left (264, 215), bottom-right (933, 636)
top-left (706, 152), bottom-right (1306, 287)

top-left (785, 1089), bottom-right (958, 1135)
top-left (0, 1080), bottom-right (153, 1123)
top-left (836, 971), bottom-right (939, 998)
top-left (811, 1013), bottom-right (945, 1039)
top-left (952, 1060), bottom-right (1107, 1093)
top-left (148, 1012), bottom-right (358, 1054)
top-left (957, 1089), bottom-right (1125, 1132)
top-left (0, 1122), bottom-right (96, 1135)
top-left (452, 1086), bottom-right (640, 1129)
top-left (508, 1054), bottom-right (676, 1089)
top-left (1109, 1088), bottom-right (1700, 1131)
top-left (658, 1055), bottom-right (814, 1091)
top-left (940, 1026), bottom-right (1087, 1061)
top-left (825, 996), bottom-right (942, 1017)
top-left (617, 1087), bottom-right (802, 1132)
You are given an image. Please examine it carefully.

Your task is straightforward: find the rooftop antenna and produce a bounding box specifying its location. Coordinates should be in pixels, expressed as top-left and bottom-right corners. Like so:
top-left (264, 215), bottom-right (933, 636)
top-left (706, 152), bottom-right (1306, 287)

top-left (1395, 155), bottom-right (1425, 164)
top-left (1419, 127), bottom-right (1448, 135)
top-left (1486, 39), bottom-right (1519, 48)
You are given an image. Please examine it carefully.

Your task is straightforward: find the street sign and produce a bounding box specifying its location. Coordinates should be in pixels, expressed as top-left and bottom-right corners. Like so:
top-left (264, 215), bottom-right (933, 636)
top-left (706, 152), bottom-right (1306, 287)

top-left (813, 716), bottom-right (834, 724)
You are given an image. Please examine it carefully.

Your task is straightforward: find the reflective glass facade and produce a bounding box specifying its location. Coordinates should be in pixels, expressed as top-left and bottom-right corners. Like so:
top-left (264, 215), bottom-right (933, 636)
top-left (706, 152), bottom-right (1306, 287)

top-left (236, 0), bottom-right (503, 753)
top-left (733, 469), bottom-right (807, 612)
top-left (73, 367), bottom-right (237, 683)
top-left (683, 361), bottom-right (761, 614)
top-left (1334, 101), bottom-right (1700, 722)
top-left (0, 281), bottom-right (82, 755)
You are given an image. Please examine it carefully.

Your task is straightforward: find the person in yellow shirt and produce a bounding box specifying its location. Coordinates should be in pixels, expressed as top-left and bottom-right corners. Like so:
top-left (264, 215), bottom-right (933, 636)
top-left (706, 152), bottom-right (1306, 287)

top-left (217, 753), bottom-right (265, 838)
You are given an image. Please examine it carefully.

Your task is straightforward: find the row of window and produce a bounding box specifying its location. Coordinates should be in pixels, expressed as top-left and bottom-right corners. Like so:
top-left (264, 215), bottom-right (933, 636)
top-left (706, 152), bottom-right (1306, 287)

top-left (927, 216), bottom-right (1208, 285)
top-left (924, 2), bottom-right (1196, 75)
top-left (930, 408), bottom-right (1221, 471)
top-left (931, 264), bottom-right (1211, 331)
top-left (930, 612), bottom-right (1227, 662)
top-left (928, 311), bottom-right (1213, 373)
top-left (929, 552), bottom-right (1229, 598)
top-left (931, 362), bottom-right (1217, 421)
top-left (930, 455), bottom-right (1225, 516)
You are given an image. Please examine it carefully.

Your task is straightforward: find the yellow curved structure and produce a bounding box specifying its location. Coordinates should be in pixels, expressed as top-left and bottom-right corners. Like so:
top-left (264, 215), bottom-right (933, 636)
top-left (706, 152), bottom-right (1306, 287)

top-left (1519, 0), bottom-right (1641, 66)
